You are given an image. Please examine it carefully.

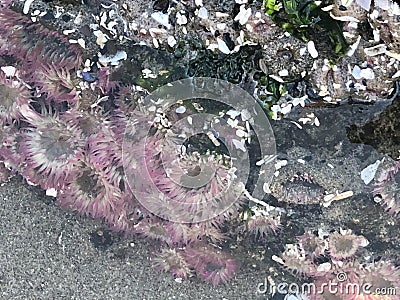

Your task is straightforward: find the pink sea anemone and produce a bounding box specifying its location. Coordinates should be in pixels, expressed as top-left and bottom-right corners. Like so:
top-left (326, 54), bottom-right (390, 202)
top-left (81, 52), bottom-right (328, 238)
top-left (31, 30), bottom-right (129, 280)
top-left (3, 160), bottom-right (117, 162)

top-left (183, 244), bottom-right (238, 285)
top-left (113, 86), bottom-right (142, 117)
top-left (62, 107), bottom-right (125, 188)
top-left (103, 190), bottom-right (141, 233)
top-left (19, 105), bottom-right (84, 189)
top-left (373, 161), bottom-right (400, 218)
top-left (27, 62), bottom-right (79, 105)
top-left (327, 229), bottom-right (369, 260)
top-left (0, 70), bottom-right (31, 124)
top-left (351, 261), bottom-right (400, 300)
top-left (153, 248), bottom-right (192, 279)
top-left (165, 222), bottom-right (196, 246)
top-left (243, 206), bottom-right (282, 240)
top-left (147, 149), bottom-right (241, 223)
top-left (56, 153), bottom-right (124, 219)
top-left (272, 243), bottom-right (319, 277)
top-left (123, 114), bottom-right (244, 224)
top-left (0, 7), bottom-right (81, 69)
top-left (165, 221), bottom-right (227, 246)
top-left (296, 231), bottom-right (328, 260)
top-left (132, 216), bottom-right (172, 245)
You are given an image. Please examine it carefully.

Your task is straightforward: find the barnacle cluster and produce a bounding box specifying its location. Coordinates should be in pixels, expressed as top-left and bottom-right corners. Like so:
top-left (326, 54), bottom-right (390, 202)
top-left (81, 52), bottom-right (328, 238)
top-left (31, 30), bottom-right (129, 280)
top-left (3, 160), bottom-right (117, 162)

top-left (273, 229), bottom-right (400, 299)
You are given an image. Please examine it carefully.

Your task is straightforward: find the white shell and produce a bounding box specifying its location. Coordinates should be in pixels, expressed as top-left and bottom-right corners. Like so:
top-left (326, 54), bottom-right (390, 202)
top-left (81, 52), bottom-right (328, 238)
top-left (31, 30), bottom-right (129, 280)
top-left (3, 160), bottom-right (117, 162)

top-left (278, 69), bottom-right (289, 77)
top-left (234, 5), bottom-right (252, 25)
top-left (232, 139), bottom-right (246, 152)
top-left (307, 41), bottom-right (318, 58)
top-left (46, 188), bottom-right (57, 197)
top-left (198, 7), bottom-right (208, 19)
top-left (217, 38), bottom-right (230, 54)
top-left (352, 65), bottom-right (362, 79)
top-left (361, 160), bottom-right (381, 184)
top-left (361, 68), bottom-right (375, 79)
top-left (151, 12), bottom-right (171, 29)
top-left (375, 0), bottom-right (389, 9)
top-left (98, 51), bottom-right (127, 66)
top-left (23, 0), bottom-right (35, 14)
top-left (280, 103), bottom-right (292, 115)
top-left (176, 12), bottom-right (188, 25)
top-left (167, 36), bottom-right (177, 47)
top-left (240, 109), bottom-right (251, 121)
top-left (1, 66), bottom-right (17, 77)
top-left (175, 106), bottom-right (186, 114)
top-left (356, 0), bottom-right (372, 10)
top-left (226, 110), bottom-right (241, 118)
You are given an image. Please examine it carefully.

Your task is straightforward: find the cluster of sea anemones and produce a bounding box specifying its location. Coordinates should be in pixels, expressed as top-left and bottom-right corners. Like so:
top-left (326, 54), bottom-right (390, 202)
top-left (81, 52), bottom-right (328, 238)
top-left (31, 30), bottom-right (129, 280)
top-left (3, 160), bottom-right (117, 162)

top-left (273, 230), bottom-right (400, 299)
top-left (0, 4), bottom-right (136, 228)
top-left (152, 243), bottom-right (239, 285)
top-left (0, 2), bottom-right (272, 286)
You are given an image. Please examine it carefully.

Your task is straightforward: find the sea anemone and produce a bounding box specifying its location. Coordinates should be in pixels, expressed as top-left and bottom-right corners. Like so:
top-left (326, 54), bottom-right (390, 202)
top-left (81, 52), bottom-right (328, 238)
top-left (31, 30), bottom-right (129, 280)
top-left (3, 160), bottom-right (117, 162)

top-left (113, 86), bottom-right (143, 117)
top-left (272, 244), bottom-right (319, 277)
top-left (132, 215), bottom-right (172, 244)
top-left (150, 149), bottom-right (241, 223)
top-left (183, 244), bottom-right (238, 285)
top-left (243, 205), bottom-right (282, 240)
top-left (0, 70), bottom-right (31, 124)
top-left (153, 248), bottom-right (192, 279)
top-left (19, 105), bottom-right (84, 189)
top-left (165, 221), bottom-right (227, 246)
top-left (296, 231), bottom-right (328, 260)
top-left (103, 190), bottom-right (140, 233)
top-left (56, 153), bottom-right (124, 219)
top-left (27, 62), bottom-right (79, 105)
top-left (328, 229), bottom-right (369, 260)
top-left (282, 173), bottom-right (326, 204)
top-left (86, 125), bottom-right (124, 185)
top-left (352, 261), bottom-right (400, 300)
top-left (0, 7), bottom-right (81, 69)
top-left (165, 222), bottom-right (194, 245)
top-left (373, 161), bottom-right (400, 218)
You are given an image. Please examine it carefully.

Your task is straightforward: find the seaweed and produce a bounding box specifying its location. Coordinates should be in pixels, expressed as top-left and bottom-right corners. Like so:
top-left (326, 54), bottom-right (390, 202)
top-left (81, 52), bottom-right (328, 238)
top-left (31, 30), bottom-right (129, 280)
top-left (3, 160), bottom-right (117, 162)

top-left (264, 0), bottom-right (349, 58)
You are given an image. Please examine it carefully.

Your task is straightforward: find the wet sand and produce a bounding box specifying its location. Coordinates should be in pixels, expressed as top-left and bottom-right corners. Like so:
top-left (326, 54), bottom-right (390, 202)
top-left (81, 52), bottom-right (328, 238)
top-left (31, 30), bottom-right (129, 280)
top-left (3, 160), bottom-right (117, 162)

top-left (0, 176), bottom-right (273, 300)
